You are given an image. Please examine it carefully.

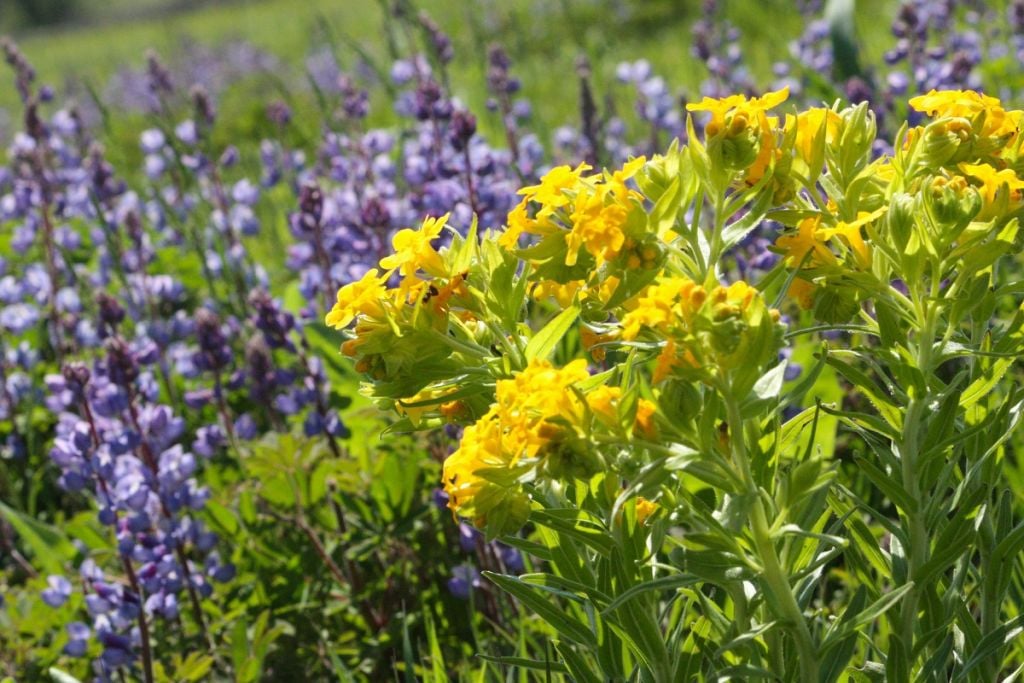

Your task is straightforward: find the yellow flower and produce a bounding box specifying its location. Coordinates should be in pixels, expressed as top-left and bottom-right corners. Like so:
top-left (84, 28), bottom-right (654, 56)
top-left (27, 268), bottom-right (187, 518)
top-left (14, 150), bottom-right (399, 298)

top-left (379, 213), bottom-right (450, 278)
top-left (532, 279), bottom-right (583, 307)
top-left (791, 108), bottom-right (842, 164)
top-left (586, 385), bottom-right (621, 425)
top-left (586, 386), bottom-right (658, 438)
top-left (498, 198), bottom-right (534, 250)
top-left (814, 208), bottom-right (886, 270)
top-left (443, 412), bottom-right (504, 515)
top-left (324, 268), bottom-right (387, 329)
top-left (580, 325), bottom-right (616, 362)
top-left (961, 162), bottom-right (1024, 217)
top-left (775, 215), bottom-right (836, 268)
top-left (910, 89), bottom-right (999, 118)
top-left (787, 277), bottom-right (816, 310)
top-left (396, 386), bottom-right (453, 426)
top-left (518, 163), bottom-right (591, 218)
top-left (606, 156), bottom-right (647, 197)
top-left (635, 497), bottom-right (659, 525)
top-left (565, 185), bottom-right (632, 266)
top-left (634, 399), bottom-right (658, 439)
top-left (910, 89), bottom-right (1018, 140)
top-left (442, 359), bottom-right (593, 519)
top-left (495, 359), bottom-right (591, 463)
top-left (686, 87), bottom-right (790, 135)
top-left (620, 276), bottom-right (706, 340)
top-left (652, 339), bottom-right (698, 383)
top-left (688, 88), bottom-right (789, 183)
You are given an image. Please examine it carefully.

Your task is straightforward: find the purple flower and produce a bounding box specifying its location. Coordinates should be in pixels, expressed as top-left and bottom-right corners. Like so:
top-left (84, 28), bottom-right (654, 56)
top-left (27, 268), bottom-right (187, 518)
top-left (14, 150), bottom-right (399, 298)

top-left (458, 522), bottom-right (481, 552)
top-left (447, 565), bottom-right (481, 599)
top-left (0, 303), bottom-right (38, 335)
top-left (41, 575), bottom-right (73, 607)
top-left (63, 621), bottom-right (90, 657)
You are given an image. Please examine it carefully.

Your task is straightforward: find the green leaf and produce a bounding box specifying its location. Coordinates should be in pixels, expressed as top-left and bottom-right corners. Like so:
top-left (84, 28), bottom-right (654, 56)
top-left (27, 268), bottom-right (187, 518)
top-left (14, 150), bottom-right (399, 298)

top-left (740, 360), bottom-right (788, 417)
top-left (524, 304), bottom-right (580, 362)
top-left (954, 615), bottom-right (1024, 681)
top-left (851, 454), bottom-right (916, 513)
top-left (519, 572), bottom-right (613, 606)
top-left (819, 586), bottom-right (867, 682)
top-left (476, 655), bottom-right (567, 674)
top-left (172, 652), bottom-right (215, 682)
top-left (915, 515), bottom-right (975, 586)
top-left (820, 583), bottom-right (914, 653)
top-left (601, 574), bottom-right (699, 615)
top-left (0, 500), bottom-right (76, 575)
top-left (960, 357), bottom-right (1014, 409)
top-left (531, 509), bottom-right (613, 555)
top-left (994, 520), bottom-right (1024, 565)
top-left (553, 642), bottom-right (603, 683)
top-left (48, 669), bottom-right (83, 683)
top-left (483, 572), bottom-right (597, 648)
top-left (824, 353), bottom-right (902, 429)
top-left (204, 500), bottom-right (239, 537)
top-left (423, 609), bottom-right (447, 683)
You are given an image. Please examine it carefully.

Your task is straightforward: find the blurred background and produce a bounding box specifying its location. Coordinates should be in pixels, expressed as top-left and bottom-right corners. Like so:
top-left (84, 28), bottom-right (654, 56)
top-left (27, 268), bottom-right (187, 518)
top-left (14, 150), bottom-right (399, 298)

top-left (0, 0), bottom-right (910, 145)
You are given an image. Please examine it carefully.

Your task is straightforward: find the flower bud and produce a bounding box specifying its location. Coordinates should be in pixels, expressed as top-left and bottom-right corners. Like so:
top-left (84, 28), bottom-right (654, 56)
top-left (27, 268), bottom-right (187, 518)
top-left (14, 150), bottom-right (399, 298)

top-left (887, 192), bottom-right (916, 251)
top-left (838, 102), bottom-right (876, 163)
top-left (924, 174), bottom-right (981, 244)
top-left (919, 117), bottom-right (974, 166)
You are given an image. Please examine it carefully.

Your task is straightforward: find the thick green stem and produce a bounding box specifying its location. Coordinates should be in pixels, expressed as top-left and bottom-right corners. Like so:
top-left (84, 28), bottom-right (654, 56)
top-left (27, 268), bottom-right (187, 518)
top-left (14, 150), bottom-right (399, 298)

top-left (898, 396), bottom-right (928, 657)
top-left (751, 500), bottom-right (819, 683)
top-left (897, 302), bottom-right (937, 665)
top-left (724, 394), bottom-right (819, 683)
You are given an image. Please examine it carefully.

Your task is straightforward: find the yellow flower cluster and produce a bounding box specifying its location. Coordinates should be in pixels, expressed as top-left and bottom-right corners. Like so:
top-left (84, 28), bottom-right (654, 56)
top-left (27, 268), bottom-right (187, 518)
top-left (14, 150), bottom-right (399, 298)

top-left (620, 277), bottom-right (781, 384)
top-left (775, 208), bottom-right (886, 272)
top-left (500, 158), bottom-right (647, 268)
top-left (909, 89), bottom-right (1020, 143)
top-left (325, 88), bottom-right (1024, 536)
top-left (442, 359), bottom-right (591, 525)
top-left (687, 87), bottom-right (789, 183)
top-left (620, 276), bottom-right (708, 341)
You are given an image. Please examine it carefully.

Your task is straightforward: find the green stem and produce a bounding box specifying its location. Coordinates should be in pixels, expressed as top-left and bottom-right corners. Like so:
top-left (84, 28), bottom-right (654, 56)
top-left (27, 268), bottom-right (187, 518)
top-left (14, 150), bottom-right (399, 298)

top-left (898, 302), bottom-right (937, 666)
top-left (724, 394), bottom-right (818, 683)
top-left (704, 190), bottom-right (727, 289)
top-left (750, 499), bottom-right (819, 683)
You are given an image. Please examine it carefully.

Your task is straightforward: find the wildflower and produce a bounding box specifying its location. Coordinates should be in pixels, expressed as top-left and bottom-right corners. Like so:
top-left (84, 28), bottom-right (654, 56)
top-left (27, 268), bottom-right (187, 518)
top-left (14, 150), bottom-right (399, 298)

top-left (498, 198), bottom-right (534, 249)
top-left (787, 277), bottom-right (817, 310)
top-left (532, 279), bottom-right (583, 307)
top-left (324, 269), bottom-right (388, 329)
top-left (687, 88), bottom-right (789, 136)
top-left (580, 325), bottom-right (616, 361)
top-left (620, 277), bottom-right (706, 340)
top-left (688, 87), bottom-right (789, 181)
top-left (910, 89), bottom-right (1018, 141)
top-left (961, 163), bottom-right (1024, 218)
top-left (379, 213), bottom-right (451, 278)
top-left (565, 184), bottom-right (633, 266)
top-left (634, 399), bottom-right (658, 439)
top-left (653, 339), bottom-right (696, 383)
top-left (587, 385), bottom-right (658, 438)
top-left (443, 359), bottom-right (592, 528)
top-left (791, 108), bottom-right (842, 165)
top-left (776, 215), bottom-right (832, 268)
top-left (814, 208), bottom-right (886, 269)
top-left (395, 387), bottom-right (446, 426)
top-left (443, 413), bottom-right (503, 516)
top-left (586, 385), bottom-right (622, 425)
top-left (518, 163), bottom-right (591, 218)
top-left (41, 575), bottom-right (73, 608)
top-left (605, 156), bottom-right (647, 197)
top-left (635, 497), bottom-right (659, 525)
